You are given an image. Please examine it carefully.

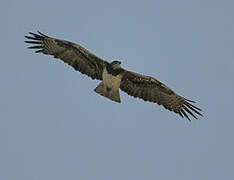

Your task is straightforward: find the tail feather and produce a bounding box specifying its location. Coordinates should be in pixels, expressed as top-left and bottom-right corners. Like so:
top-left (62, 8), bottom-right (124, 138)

top-left (94, 82), bottom-right (121, 103)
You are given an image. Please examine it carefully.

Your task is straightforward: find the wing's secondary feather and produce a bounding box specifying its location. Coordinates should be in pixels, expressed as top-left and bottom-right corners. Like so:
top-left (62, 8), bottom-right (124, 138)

top-left (25, 31), bottom-right (108, 80)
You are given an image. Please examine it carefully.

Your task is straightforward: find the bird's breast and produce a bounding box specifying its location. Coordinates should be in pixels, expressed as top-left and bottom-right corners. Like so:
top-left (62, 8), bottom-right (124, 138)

top-left (102, 68), bottom-right (123, 89)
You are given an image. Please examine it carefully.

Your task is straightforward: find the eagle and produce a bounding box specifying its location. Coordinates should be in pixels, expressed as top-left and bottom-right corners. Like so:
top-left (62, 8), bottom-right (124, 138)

top-left (25, 31), bottom-right (202, 121)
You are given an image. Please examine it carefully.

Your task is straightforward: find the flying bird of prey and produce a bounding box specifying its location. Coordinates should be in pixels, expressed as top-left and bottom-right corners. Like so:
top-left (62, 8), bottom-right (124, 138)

top-left (25, 31), bottom-right (202, 120)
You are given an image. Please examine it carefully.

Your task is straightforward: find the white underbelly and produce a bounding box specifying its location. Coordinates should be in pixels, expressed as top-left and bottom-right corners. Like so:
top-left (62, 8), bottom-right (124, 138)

top-left (102, 68), bottom-right (122, 89)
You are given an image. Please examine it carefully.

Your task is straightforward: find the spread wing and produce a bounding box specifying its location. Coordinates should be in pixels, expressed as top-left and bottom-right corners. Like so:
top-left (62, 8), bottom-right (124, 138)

top-left (25, 31), bottom-right (108, 80)
top-left (120, 70), bottom-right (202, 121)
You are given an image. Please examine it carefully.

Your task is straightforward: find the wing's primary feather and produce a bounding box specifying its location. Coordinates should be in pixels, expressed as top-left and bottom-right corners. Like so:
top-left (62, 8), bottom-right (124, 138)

top-left (120, 70), bottom-right (202, 121)
top-left (25, 31), bottom-right (108, 80)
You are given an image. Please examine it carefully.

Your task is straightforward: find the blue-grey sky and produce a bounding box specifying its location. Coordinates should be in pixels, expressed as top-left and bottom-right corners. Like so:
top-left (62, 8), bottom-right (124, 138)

top-left (1, 0), bottom-right (234, 179)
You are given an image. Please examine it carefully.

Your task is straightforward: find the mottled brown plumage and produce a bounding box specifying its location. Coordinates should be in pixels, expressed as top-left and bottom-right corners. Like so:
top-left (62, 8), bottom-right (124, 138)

top-left (25, 31), bottom-right (107, 80)
top-left (25, 31), bottom-right (202, 121)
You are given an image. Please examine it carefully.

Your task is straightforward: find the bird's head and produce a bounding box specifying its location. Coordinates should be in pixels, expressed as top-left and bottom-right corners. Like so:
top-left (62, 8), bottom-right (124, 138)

top-left (111, 60), bottom-right (121, 65)
top-left (110, 60), bottom-right (122, 69)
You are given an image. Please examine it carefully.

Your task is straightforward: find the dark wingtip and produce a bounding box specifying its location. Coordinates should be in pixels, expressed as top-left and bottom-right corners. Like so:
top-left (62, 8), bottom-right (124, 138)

top-left (184, 98), bottom-right (196, 103)
top-left (180, 99), bottom-right (203, 121)
top-left (37, 31), bottom-right (48, 37)
top-left (24, 40), bottom-right (42, 44)
top-left (181, 109), bottom-right (191, 121)
top-left (27, 31), bottom-right (48, 39)
top-left (29, 32), bottom-right (38, 36)
top-left (27, 45), bottom-right (43, 49)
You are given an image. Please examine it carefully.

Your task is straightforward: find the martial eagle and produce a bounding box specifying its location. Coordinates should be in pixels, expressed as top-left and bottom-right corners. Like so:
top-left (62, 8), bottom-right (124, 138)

top-left (25, 31), bottom-right (202, 121)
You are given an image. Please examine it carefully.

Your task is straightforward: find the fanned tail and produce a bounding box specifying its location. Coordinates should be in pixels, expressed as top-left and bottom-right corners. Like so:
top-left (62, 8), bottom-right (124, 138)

top-left (94, 82), bottom-right (121, 103)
